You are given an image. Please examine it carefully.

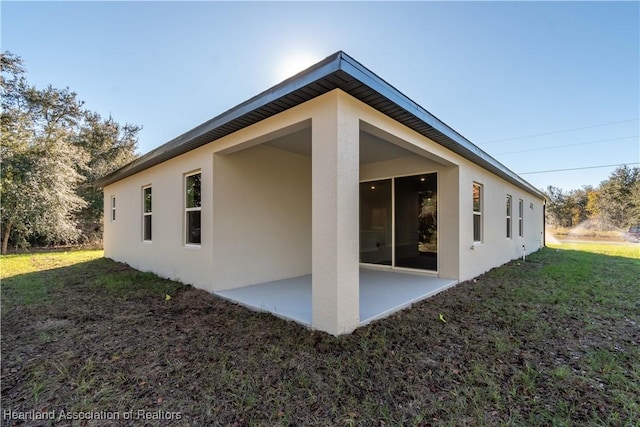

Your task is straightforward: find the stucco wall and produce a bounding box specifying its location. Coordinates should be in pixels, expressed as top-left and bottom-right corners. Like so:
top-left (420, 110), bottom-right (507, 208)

top-left (103, 145), bottom-right (214, 289)
top-left (457, 158), bottom-right (544, 282)
top-left (104, 143), bottom-right (312, 293)
top-left (211, 144), bottom-right (312, 290)
top-left (103, 92), bottom-right (323, 292)
top-left (311, 91), bottom-right (361, 334)
top-left (104, 88), bottom-right (544, 300)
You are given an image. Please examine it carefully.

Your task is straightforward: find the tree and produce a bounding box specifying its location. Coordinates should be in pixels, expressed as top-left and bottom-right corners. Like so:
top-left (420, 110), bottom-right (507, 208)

top-left (585, 187), bottom-right (600, 220)
top-left (545, 169), bottom-right (640, 231)
top-left (567, 186), bottom-right (592, 226)
top-left (594, 165), bottom-right (640, 229)
top-left (73, 112), bottom-right (139, 242)
top-left (1, 51), bottom-right (140, 252)
top-left (630, 179), bottom-right (640, 226)
top-left (1, 52), bottom-right (88, 253)
top-left (545, 185), bottom-right (572, 227)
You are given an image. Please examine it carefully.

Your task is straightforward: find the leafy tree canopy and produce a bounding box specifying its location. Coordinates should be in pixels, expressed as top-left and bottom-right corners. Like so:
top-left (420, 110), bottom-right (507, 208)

top-left (1, 51), bottom-right (140, 253)
top-left (545, 166), bottom-right (640, 230)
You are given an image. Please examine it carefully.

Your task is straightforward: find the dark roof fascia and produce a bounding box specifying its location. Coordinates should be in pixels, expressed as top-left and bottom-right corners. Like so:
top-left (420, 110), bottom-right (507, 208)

top-left (96, 52), bottom-right (344, 188)
top-left (337, 52), bottom-right (545, 200)
top-left (96, 51), bottom-right (545, 200)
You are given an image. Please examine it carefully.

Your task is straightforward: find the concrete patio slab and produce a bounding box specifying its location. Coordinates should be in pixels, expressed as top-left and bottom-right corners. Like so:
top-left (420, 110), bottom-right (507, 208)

top-left (215, 268), bottom-right (457, 328)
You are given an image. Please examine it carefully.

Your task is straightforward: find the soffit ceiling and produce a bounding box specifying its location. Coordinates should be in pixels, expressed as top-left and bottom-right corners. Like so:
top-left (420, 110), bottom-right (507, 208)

top-left (264, 128), bottom-right (417, 165)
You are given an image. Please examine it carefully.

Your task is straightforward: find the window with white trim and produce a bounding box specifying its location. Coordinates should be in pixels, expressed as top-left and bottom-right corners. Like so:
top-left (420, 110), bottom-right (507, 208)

top-left (518, 199), bottom-right (524, 237)
top-left (473, 183), bottom-right (482, 242)
top-left (506, 194), bottom-right (512, 239)
top-left (111, 196), bottom-right (116, 222)
top-left (185, 172), bottom-right (201, 245)
top-left (143, 186), bottom-right (152, 241)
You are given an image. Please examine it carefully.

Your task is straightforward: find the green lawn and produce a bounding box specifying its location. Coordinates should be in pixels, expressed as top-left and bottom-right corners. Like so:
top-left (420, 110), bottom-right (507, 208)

top-left (1, 244), bottom-right (639, 426)
top-left (547, 240), bottom-right (640, 258)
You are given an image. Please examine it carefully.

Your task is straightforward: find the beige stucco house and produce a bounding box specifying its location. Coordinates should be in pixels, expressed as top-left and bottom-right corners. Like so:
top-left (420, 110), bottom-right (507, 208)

top-left (97, 52), bottom-right (545, 336)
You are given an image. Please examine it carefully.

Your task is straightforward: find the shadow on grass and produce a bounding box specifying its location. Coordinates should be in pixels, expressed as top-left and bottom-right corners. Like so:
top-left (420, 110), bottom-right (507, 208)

top-left (2, 258), bottom-right (184, 307)
top-left (1, 249), bottom-right (639, 426)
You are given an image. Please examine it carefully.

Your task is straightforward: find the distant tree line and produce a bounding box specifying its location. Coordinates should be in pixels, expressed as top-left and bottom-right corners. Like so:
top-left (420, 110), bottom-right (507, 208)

top-left (545, 165), bottom-right (640, 230)
top-left (1, 52), bottom-right (140, 254)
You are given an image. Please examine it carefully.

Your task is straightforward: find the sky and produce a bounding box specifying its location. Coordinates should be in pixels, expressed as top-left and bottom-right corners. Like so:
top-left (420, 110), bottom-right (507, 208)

top-left (2, 1), bottom-right (638, 192)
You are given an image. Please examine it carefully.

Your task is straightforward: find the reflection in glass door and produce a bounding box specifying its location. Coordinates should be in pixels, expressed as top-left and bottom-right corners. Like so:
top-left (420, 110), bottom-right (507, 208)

top-left (395, 174), bottom-right (437, 270)
top-left (359, 173), bottom-right (437, 271)
top-left (359, 180), bottom-right (392, 265)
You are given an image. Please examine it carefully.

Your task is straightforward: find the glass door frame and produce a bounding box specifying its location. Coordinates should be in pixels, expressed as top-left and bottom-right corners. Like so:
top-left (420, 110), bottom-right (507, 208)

top-left (359, 171), bottom-right (439, 274)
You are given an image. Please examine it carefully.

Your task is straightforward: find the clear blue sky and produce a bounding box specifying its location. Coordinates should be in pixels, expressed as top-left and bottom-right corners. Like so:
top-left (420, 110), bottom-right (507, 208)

top-left (2, 1), bottom-right (638, 192)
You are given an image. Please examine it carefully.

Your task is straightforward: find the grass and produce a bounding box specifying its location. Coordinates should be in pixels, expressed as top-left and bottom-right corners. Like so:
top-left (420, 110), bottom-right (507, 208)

top-left (547, 240), bottom-right (639, 258)
top-left (1, 243), bottom-right (639, 426)
top-left (0, 250), bottom-right (102, 306)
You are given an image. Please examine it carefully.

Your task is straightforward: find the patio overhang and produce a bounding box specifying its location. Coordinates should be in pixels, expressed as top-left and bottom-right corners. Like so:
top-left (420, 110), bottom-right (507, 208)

top-left (215, 268), bottom-right (457, 330)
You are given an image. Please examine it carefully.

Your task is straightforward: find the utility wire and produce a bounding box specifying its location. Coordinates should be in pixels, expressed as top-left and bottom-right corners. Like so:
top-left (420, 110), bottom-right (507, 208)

top-left (480, 118), bottom-right (639, 145)
top-left (494, 135), bottom-right (639, 156)
top-left (519, 163), bottom-right (640, 175)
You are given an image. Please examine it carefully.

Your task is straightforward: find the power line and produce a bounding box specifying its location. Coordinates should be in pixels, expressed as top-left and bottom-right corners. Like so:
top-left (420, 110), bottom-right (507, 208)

top-left (480, 118), bottom-right (640, 145)
top-left (519, 163), bottom-right (640, 175)
top-left (494, 135), bottom-right (639, 156)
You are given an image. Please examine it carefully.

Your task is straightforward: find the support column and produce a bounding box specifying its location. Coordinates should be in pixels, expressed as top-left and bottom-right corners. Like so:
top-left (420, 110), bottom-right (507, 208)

top-left (311, 91), bottom-right (360, 335)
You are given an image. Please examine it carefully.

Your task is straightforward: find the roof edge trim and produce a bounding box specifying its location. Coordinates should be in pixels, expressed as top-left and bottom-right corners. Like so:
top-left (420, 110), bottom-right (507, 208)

top-left (96, 50), bottom-right (544, 200)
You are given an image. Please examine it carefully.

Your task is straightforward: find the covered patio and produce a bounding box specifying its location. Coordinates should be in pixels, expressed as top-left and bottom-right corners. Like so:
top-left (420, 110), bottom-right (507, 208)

top-left (210, 101), bottom-right (461, 334)
top-left (215, 268), bottom-right (457, 327)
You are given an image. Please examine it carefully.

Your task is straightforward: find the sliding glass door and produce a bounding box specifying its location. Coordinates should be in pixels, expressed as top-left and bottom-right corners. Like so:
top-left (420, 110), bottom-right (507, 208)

top-left (360, 173), bottom-right (437, 271)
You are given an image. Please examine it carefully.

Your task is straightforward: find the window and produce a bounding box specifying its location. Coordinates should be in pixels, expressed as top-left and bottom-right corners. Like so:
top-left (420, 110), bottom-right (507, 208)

top-left (111, 196), bottom-right (116, 222)
top-left (473, 183), bottom-right (482, 242)
top-left (143, 186), bottom-right (152, 241)
top-left (185, 172), bottom-right (201, 245)
top-left (506, 195), bottom-right (512, 239)
top-left (518, 199), bottom-right (524, 237)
